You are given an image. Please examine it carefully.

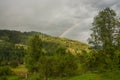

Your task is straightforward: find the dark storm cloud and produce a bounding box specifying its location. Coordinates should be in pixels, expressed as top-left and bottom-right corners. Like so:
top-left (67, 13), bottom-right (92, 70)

top-left (0, 0), bottom-right (120, 43)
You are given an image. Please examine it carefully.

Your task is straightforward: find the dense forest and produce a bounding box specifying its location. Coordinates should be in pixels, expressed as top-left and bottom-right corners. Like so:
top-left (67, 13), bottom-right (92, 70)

top-left (0, 8), bottom-right (120, 80)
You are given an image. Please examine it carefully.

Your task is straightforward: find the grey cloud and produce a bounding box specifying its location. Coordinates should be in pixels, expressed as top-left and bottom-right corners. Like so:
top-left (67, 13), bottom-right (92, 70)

top-left (0, 0), bottom-right (120, 43)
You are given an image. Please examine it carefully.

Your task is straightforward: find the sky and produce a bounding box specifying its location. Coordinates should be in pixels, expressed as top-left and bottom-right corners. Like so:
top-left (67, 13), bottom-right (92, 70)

top-left (0, 0), bottom-right (120, 43)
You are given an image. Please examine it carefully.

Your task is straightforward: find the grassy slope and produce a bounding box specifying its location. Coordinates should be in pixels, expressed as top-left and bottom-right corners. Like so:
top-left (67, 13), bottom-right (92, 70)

top-left (39, 34), bottom-right (90, 55)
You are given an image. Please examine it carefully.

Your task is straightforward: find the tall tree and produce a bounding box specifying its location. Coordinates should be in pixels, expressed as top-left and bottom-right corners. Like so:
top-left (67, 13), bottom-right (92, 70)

top-left (88, 8), bottom-right (118, 52)
top-left (25, 35), bottom-right (43, 72)
top-left (88, 7), bottom-right (120, 71)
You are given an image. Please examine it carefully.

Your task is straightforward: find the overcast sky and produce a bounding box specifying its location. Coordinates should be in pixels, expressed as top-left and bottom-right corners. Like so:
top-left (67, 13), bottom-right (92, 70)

top-left (0, 0), bottom-right (120, 43)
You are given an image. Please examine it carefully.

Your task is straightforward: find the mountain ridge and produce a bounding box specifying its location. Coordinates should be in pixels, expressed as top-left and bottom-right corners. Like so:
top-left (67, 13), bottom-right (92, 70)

top-left (0, 29), bottom-right (90, 55)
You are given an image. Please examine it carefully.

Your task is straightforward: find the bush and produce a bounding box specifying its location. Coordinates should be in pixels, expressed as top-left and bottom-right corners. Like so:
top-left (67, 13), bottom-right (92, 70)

top-left (9, 61), bottom-right (19, 68)
top-left (38, 54), bottom-right (78, 79)
top-left (58, 54), bottom-right (78, 77)
top-left (79, 49), bottom-right (120, 73)
top-left (0, 66), bottom-right (12, 76)
top-left (0, 76), bottom-right (7, 80)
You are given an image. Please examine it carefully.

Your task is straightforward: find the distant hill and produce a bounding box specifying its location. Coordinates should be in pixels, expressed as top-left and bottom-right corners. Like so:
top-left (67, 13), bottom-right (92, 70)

top-left (40, 34), bottom-right (90, 55)
top-left (0, 30), bottom-right (90, 55)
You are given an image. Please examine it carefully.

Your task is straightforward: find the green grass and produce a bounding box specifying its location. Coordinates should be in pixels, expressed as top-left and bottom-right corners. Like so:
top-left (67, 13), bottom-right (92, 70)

top-left (7, 72), bottom-right (120, 80)
top-left (49, 73), bottom-right (120, 80)
top-left (69, 74), bottom-right (102, 80)
top-left (49, 73), bottom-right (102, 80)
top-left (7, 75), bottom-right (26, 80)
top-left (8, 74), bottom-right (120, 80)
top-left (7, 76), bottom-right (20, 80)
top-left (7, 73), bottom-right (102, 80)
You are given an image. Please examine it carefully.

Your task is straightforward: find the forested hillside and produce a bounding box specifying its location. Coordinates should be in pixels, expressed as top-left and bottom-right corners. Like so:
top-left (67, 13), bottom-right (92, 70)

top-left (0, 30), bottom-right (90, 55)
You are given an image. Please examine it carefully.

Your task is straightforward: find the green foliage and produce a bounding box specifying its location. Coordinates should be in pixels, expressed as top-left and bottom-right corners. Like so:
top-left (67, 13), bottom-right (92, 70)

top-left (59, 54), bottom-right (78, 77)
top-left (0, 76), bottom-right (7, 80)
top-left (0, 30), bottom-right (38, 44)
top-left (28, 35), bottom-right (43, 57)
top-left (25, 35), bottom-right (43, 72)
top-left (26, 74), bottom-right (42, 80)
top-left (102, 70), bottom-right (120, 80)
top-left (38, 56), bottom-right (59, 79)
top-left (0, 66), bottom-right (12, 76)
top-left (25, 35), bottom-right (79, 80)
top-left (88, 7), bottom-right (120, 71)
top-left (0, 30), bottom-right (90, 56)
top-left (10, 45), bottom-right (26, 67)
top-left (80, 50), bottom-right (120, 72)
top-left (0, 40), bottom-right (26, 67)
top-left (38, 54), bottom-right (78, 78)
top-left (0, 41), bottom-right (14, 66)
top-left (42, 36), bottom-right (90, 55)
top-left (88, 8), bottom-right (118, 49)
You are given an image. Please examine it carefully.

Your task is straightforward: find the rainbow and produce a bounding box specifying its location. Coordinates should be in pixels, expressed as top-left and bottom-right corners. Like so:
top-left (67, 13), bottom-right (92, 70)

top-left (59, 22), bottom-right (80, 37)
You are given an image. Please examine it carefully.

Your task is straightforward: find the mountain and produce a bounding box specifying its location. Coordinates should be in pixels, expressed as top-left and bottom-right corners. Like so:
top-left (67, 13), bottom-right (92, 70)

top-left (0, 30), bottom-right (90, 55)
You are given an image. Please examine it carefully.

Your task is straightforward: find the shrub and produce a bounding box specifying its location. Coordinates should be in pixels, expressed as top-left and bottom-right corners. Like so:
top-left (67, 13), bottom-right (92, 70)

top-left (0, 66), bottom-right (12, 76)
top-left (0, 76), bottom-right (7, 80)
top-left (9, 61), bottom-right (19, 68)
